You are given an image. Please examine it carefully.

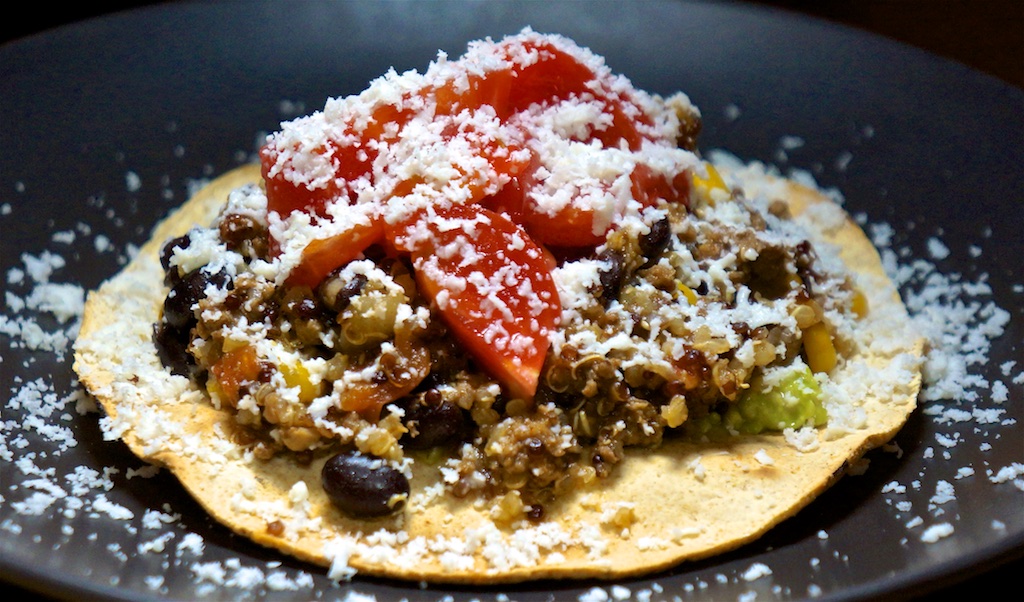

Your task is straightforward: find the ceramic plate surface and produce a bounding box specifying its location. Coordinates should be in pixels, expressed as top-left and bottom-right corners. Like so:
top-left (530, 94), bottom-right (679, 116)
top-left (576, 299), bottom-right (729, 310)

top-left (1, 1), bottom-right (1021, 600)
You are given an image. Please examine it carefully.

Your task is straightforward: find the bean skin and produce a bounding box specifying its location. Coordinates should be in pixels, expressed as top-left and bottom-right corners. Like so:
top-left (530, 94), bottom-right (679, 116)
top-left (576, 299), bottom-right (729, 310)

top-left (160, 233), bottom-right (192, 285)
top-left (319, 272), bottom-right (368, 313)
top-left (597, 248), bottom-right (626, 307)
top-left (321, 450), bottom-right (409, 518)
top-left (638, 217), bottom-right (672, 261)
top-left (162, 268), bottom-right (230, 330)
top-left (397, 396), bottom-right (467, 450)
top-left (153, 322), bottom-right (194, 377)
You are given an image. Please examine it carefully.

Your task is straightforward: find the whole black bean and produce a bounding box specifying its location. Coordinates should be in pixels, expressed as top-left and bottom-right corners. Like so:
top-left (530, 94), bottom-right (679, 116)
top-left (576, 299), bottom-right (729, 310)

top-left (160, 233), bottom-right (192, 285)
top-left (163, 268), bottom-right (230, 329)
top-left (218, 213), bottom-right (265, 255)
top-left (398, 397), bottom-right (466, 449)
top-left (153, 322), bottom-right (194, 377)
top-left (597, 248), bottom-right (626, 306)
top-left (319, 272), bottom-right (368, 313)
top-left (321, 450), bottom-right (409, 518)
top-left (638, 217), bottom-right (671, 261)
top-left (294, 297), bottom-right (321, 320)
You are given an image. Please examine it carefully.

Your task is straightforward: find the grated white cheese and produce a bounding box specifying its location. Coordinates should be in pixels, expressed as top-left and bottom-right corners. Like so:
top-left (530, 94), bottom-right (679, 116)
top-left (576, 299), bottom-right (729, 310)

top-left (1, 29), bottom-right (1020, 601)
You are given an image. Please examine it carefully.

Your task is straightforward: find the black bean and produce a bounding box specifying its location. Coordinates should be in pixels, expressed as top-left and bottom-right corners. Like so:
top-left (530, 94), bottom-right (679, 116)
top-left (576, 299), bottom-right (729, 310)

top-left (294, 297), bottom-right (321, 320)
top-left (318, 272), bottom-right (367, 313)
top-left (321, 450), bottom-right (409, 518)
top-left (257, 361), bottom-right (275, 384)
top-left (397, 396), bottom-right (466, 450)
top-left (259, 299), bottom-right (280, 324)
top-left (163, 268), bottom-right (230, 329)
top-left (638, 217), bottom-right (671, 261)
top-left (153, 322), bottom-right (194, 377)
top-left (422, 335), bottom-right (469, 386)
top-left (597, 248), bottom-right (626, 306)
top-left (335, 273), bottom-right (368, 311)
top-left (731, 322), bottom-right (750, 337)
top-left (160, 233), bottom-right (192, 285)
top-left (524, 437), bottom-right (545, 455)
top-left (162, 278), bottom-right (198, 329)
top-left (218, 213), bottom-right (264, 254)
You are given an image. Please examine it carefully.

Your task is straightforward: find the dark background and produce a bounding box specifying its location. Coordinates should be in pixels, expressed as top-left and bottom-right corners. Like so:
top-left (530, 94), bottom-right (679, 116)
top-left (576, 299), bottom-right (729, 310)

top-left (766, 0), bottom-right (1023, 88)
top-left (6, 0), bottom-right (1022, 88)
top-left (2, 1), bottom-right (1020, 600)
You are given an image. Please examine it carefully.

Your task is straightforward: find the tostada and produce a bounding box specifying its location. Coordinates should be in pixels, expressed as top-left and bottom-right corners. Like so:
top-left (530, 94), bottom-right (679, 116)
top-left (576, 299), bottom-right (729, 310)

top-left (74, 29), bottom-right (923, 582)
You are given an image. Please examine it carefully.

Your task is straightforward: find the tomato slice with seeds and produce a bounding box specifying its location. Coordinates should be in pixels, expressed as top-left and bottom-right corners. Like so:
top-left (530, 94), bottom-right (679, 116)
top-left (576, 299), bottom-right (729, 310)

top-left (403, 204), bottom-right (560, 401)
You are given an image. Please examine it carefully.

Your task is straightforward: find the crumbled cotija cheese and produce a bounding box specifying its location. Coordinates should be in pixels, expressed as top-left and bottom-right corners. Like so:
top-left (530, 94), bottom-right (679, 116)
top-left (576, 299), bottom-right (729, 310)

top-left (3, 35), bottom-right (1021, 600)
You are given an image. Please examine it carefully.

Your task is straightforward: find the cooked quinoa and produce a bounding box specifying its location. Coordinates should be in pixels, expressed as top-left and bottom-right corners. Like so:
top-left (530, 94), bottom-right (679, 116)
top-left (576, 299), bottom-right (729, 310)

top-left (152, 29), bottom-right (864, 518)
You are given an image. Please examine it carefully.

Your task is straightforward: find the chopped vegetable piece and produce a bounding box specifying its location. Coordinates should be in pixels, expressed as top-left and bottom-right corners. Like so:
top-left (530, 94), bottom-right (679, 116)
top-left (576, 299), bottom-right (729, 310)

top-left (691, 161), bottom-right (728, 203)
top-left (280, 361), bottom-right (319, 405)
top-left (851, 288), bottom-right (869, 318)
top-left (287, 218), bottom-right (384, 288)
top-left (803, 322), bottom-right (837, 374)
top-left (338, 328), bottom-right (430, 421)
top-left (405, 204), bottom-right (560, 401)
top-left (210, 345), bottom-right (261, 406)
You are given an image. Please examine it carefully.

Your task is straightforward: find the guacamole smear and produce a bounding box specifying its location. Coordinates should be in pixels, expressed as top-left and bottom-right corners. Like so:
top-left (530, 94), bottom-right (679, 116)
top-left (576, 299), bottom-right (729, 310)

top-left (691, 363), bottom-right (828, 438)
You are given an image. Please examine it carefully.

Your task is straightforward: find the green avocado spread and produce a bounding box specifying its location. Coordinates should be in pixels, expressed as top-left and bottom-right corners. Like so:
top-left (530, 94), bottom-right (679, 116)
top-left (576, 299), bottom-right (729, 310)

top-left (690, 364), bottom-right (828, 438)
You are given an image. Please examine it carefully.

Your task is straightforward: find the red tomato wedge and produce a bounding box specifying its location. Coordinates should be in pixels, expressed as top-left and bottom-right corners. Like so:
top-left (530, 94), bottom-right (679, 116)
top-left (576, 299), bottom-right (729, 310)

top-left (507, 163), bottom-right (685, 248)
top-left (522, 199), bottom-right (609, 248)
top-left (435, 69), bottom-right (515, 118)
top-left (404, 204), bottom-right (560, 401)
top-left (503, 42), bottom-right (596, 115)
top-left (260, 141), bottom-right (378, 230)
top-left (433, 40), bottom-right (596, 119)
top-left (629, 163), bottom-right (691, 207)
top-left (286, 218), bottom-right (384, 289)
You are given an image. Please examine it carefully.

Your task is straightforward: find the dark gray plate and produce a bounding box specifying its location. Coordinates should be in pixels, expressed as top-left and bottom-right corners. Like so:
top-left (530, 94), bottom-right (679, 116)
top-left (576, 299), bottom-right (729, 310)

top-left (2, 1), bottom-right (1021, 600)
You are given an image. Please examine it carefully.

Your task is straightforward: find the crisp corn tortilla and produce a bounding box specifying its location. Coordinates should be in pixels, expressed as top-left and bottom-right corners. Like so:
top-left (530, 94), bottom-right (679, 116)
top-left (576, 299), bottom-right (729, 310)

top-left (73, 164), bottom-right (923, 583)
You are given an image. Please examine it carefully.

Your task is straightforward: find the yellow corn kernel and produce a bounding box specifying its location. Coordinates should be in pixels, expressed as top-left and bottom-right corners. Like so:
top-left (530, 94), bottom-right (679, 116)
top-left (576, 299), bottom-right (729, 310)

top-left (803, 322), bottom-right (837, 374)
top-left (851, 288), bottom-right (869, 318)
top-left (691, 162), bottom-right (729, 204)
top-left (281, 362), bottom-right (318, 404)
top-left (677, 282), bottom-right (698, 305)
